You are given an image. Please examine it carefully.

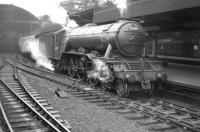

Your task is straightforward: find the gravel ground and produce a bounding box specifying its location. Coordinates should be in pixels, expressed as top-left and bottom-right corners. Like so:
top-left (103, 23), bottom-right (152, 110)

top-left (21, 71), bottom-right (148, 132)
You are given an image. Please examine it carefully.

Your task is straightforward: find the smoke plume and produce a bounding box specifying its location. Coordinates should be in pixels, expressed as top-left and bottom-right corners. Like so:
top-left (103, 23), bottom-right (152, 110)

top-left (21, 38), bottom-right (54, 71)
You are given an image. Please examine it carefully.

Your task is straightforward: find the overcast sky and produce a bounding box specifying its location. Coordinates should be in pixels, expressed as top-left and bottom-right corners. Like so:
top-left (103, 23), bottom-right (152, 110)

top-left (0, 0), bottom-right (67, 24)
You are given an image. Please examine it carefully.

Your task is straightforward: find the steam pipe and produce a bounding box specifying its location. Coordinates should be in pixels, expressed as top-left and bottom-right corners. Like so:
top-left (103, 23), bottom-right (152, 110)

top-left (104, 44), bottom-right (112, 58)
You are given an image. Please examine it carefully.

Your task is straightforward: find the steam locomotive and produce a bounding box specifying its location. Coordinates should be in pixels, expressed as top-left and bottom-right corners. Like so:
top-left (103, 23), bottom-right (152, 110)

top-left (19, 20), bottom-right (166, 97)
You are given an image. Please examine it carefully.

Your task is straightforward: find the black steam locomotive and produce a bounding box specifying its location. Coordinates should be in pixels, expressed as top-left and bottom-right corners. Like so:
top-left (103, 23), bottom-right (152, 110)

top-left (19, 20), bottom-right (166, 97)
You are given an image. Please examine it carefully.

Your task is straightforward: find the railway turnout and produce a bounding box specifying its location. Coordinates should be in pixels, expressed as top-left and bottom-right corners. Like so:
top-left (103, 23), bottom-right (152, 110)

top-left (0, 59), bottom-right (71, 132)
top-left (7, 58), bottom-right (200, 132)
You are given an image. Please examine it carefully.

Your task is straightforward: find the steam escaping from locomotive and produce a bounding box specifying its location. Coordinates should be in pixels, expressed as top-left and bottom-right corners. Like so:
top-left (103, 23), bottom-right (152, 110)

top-left (21, 38), bottom-right (54, 71)
top-left (65, 14), bottom-right (79, 28)
top-left (88, 59), bottom-right (113, 82)
top-left (98, 0), bottom-right (127, 16)
top-left (113, 0), bottom-right (127, 15)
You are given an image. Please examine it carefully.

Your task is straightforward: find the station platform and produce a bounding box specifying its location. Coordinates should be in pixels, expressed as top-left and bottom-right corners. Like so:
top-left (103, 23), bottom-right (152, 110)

top-left (163, 63), bottom-right (200, 90)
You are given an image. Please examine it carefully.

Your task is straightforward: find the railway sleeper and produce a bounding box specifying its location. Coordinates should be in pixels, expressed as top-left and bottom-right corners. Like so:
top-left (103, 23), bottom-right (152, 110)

top-left (155, 109), bottom-right (177, 116)
top-left (4, 104), bottom-right (25, 109)
top-left (105, 105), bottom-right (124, 110)
top-left (14, 92), bottom-right (26, 95)
top-left (12, 122), bottom-right (45, 131)
top-left (8, 113), bottom-right (31, 118)
top-left (33, 96), bottom-right (42, 99)
top-left (44, 106), bottom-right (54, 110)
top-left (88, 99), bottom-right (105, 103)
top-left (1, 98), bottom-right (16, 101)
top-left (147, 123), bottom-right (174, 131)
top-left (0, 90), bottom-right (9, 93)
top-left (6, 109), bottom-right (27, 114)
top-left (28, 91), bottom-right (38, 94)
top-left (137, 118), bottom-right (160, 126)
top-left (117, 109), bottom-right (133, 114)
top-left (0, 92), bottom-right (12, 96)
top-left (11, 89), bottom-right (24, 92)
top-left (3, 101), bottom-right (19, 105)
top-left (167, 114), bottom-right (191, 122)
top-left (97, 102), bottom-right (113, 106)
top-left (75, 94), bottom-right (91, 98)
top-left (52, 114), bottom-right (61, 118)
top-left (40, 102), bottom-right (49, 106)
top-left (82, 96), bottom-right (99, 100)
top-left (30, 93), bottom-right (40, 97)
top-left (36, 99), bottom-right (48, 103)
top-left (182, 119), bottom-right (200, 127)
top-left (125, 113), bottom-right (147, 120)
top-left (9, 117), bottom-right (33, 123)
top-left (48, 110), bottom-right (60, 114)
top-left (1, 95), bottom-right (14, 99)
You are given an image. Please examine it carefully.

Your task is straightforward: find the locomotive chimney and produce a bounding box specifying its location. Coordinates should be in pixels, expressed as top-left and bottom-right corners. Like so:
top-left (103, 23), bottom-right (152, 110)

top-left (104, 44), bottom-right (112, 58)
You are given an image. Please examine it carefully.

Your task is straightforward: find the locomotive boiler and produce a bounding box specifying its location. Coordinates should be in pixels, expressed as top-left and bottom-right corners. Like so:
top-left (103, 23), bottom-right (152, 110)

top-left (20, 20), bottom-right (166, 97)
top-left (66, 21), bottom-right (145, 57)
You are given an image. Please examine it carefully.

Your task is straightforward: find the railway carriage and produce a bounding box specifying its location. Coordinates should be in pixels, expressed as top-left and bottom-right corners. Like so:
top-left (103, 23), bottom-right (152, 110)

top-left (19, 20), bottom-right (166, 97)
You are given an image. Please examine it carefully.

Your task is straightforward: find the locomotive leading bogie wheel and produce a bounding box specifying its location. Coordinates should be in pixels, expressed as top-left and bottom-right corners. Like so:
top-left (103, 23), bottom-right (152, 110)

top-left (88, 78), bottom-right (99, 86)
top-left (145, 82), bottom-right (155, 96)
top-left (68, 58), bottom-right (76, 77)
top-left (116, 79), bottom-right (130, 97)
top-left (149, 82), bottom-right (154, 95)
top-left (77, 59), bottom-right (87, 81)
top-left (100, 81), bottom-right (114, 91)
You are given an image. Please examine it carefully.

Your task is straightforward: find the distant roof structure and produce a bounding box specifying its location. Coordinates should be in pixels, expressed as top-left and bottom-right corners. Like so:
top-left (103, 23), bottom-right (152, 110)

top-left (61, 0), bottom-right (200, 31)
top-left (60, 0), bottom-right (120, 25)
top-left (93, 0), bottom-right (200, 24)
top-left (0, 4), bottom-right (39, 24)
top-left (60, 0), bottom-right (139, 15)
top-left (0, 4), bottom-right (40, 52)
top-left (60, 0), bottom-right (98, 15)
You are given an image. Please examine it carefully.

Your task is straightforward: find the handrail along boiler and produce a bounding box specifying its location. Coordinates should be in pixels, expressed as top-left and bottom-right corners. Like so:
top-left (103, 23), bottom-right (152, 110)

top-left (19, 20), bottom-right (166, 97)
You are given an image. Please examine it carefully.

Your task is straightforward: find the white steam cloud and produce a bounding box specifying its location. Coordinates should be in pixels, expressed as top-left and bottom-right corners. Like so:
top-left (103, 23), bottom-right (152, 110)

top-left (88, 59), bottom-right (113, 82)
top-left (98, 0), bottom-right (127, 16)
top-left (65, 14), bottom-right (79, 28)
top-left (21, 38), bottom-right (54, 71)
top-left (113, 0), bottom-right (127, 15)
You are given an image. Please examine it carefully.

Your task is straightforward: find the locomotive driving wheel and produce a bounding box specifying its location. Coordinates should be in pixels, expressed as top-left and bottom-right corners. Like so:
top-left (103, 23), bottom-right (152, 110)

top-left (116, 79), bottom-right (130, 97)
top-left (68, 58), bottom-right (76, 77)
top-left (77, 59), bottom-right (87, 81)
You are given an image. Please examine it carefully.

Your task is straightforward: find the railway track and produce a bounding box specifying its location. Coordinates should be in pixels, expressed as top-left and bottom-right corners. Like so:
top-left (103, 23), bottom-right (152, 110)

top-left (0, 61), bottom-right (71, 132)
top-left (7, 58), bottom-right (200, 132)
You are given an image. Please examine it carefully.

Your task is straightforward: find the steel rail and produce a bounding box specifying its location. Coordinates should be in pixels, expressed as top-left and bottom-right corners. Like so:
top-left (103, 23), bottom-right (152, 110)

top-left (0, 60), bottom-right (71, 132)
top-left (15, 72), bottom-right (71, 132)
top-left (0, 99), bottom-right (14, 132)
top-left (8, 58), bottom-right (200, 131)
top-left (0, 79), bottom-right (69, 132)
